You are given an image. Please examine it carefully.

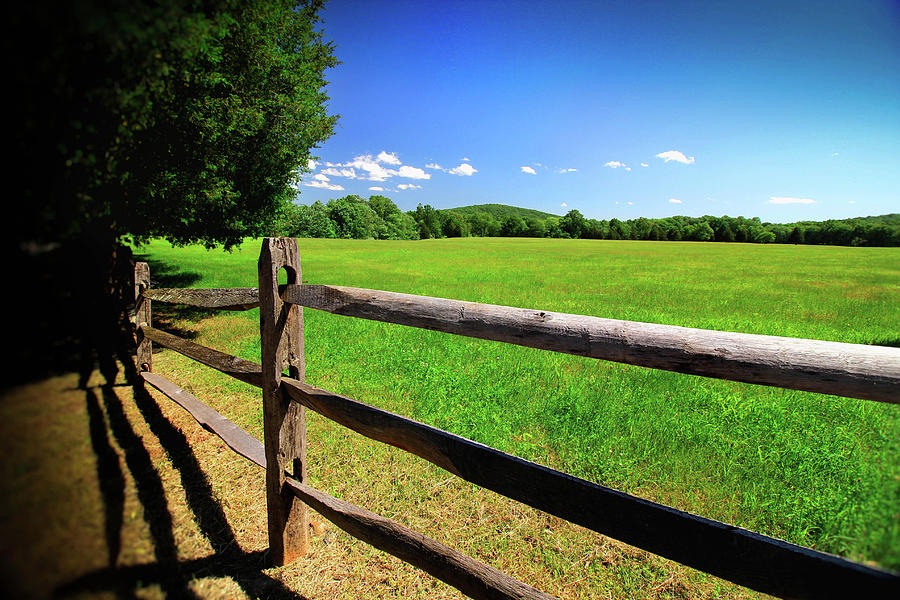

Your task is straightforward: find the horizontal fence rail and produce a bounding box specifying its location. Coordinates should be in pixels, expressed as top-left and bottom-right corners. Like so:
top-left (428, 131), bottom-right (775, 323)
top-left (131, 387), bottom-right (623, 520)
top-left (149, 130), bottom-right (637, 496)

top-left (140, 324), bottom-right (899, 599)
top-left (145, 285), bottom-right (900, 404)
top-left (141, 371), bottom-right (553, 600)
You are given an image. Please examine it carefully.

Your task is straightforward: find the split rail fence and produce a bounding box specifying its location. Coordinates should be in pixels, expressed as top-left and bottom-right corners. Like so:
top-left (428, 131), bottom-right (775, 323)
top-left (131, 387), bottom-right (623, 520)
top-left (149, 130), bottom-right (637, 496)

top-left (133, 237), bottom-right (899, 599)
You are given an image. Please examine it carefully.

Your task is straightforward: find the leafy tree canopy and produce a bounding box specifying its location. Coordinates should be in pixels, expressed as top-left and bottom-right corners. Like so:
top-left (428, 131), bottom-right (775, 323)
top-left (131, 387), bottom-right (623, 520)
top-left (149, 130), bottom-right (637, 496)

top-left (12, 0), bottom-right (338, 250)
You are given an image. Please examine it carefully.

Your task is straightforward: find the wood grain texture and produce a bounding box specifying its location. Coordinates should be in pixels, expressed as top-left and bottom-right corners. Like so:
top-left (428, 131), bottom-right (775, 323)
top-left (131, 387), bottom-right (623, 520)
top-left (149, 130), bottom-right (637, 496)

top-left (143, 287), bottom-right (260, 311)
top-left (279, 376), bottom-right (899, 600)
top-left (140, 326), bottom-right (262, 386)
top-left (285, 284), bottom-right (900, 404)
top-left (133, 262), bottom-right (152, 371)
top-left (141, 371), bottom-right (266, 467)
top-left (258, 238), bottom-right (308, 563)
top-left (134, 325), bottom-right (898, 597)
top-left (139, 369), bottom-right (555, 600)
top-left (283, 478), bottom-right (556, 600)
top-left (137, 282), bottom-right (899, 403)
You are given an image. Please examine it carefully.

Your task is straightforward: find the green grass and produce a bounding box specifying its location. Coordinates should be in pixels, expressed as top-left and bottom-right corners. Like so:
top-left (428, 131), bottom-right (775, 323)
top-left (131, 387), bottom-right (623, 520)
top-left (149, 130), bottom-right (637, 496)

top-left (137, 237), bottom-right (900, 571)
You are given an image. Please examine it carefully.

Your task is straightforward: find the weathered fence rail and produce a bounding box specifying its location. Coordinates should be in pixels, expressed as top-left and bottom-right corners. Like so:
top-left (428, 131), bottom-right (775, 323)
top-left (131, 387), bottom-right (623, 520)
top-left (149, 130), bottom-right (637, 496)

top-left (135, 237), bottom-right (900, 600)
top-left (145, 284), bottom-right (900, 404)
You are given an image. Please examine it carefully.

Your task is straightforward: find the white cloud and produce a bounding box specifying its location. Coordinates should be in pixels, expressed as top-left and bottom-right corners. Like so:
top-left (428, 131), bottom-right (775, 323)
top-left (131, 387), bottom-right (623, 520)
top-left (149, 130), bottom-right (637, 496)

top-left (346, 154), bottom-right (393, 181)
top-left (304, 180), bottom-right (344, 191)
top-left (556, 167), bottom-right (578, 173)
top-left (397, 183), bottom-right (422, 190)
top-left (369, 186), bottom-right (385, 191)
top-left (390, 165), bottom-right (431, 180)
top-left (449, 163), bottom-right (478, 176)
top-left (425, 163), bottom-right (443, 170)
top-left (668, 198), bottom-right (682, 204)
top-left (321, 167), bottom-right (357, 178)
top-left (832, 152), bottom-right (840, 157)
top-left (307, 159), bottom-right (317, 170)
top-left (656, 150), bottom-right (695, 164)
top-left (567, 168), bottom-right (577, 172)
top-left (461, 157), bottom-right (471, 162)
top-left (560, 202), bottom-right (567, 207)
top-left (605, 161), bottom-right (627, 169)
top-left (521, 166), bottom-right (537, 174)
top-left (377, 151), bottom-right (402, 165)
top-left (313, 173), bottom-right (330, 182)
top-left (625, 167), bottom-right (632, 171)
top-left (627, 201), bottom-right (634, 205)
top-left (769, 196), bottom-right (816, 204)
top-left (640, 162), bottom-right (649, 167)
top-left (848, 200), bottom-right (856, 204)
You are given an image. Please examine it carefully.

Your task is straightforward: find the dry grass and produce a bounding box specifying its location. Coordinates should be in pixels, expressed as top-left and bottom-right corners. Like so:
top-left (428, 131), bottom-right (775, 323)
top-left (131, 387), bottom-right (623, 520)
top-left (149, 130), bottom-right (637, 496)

top-left (0, 310), bottom-right (767, 599)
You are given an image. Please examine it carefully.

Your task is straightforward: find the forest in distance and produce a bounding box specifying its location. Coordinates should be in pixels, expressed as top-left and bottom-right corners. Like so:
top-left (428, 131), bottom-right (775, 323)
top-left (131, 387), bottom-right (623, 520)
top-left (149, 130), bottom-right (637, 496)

top-left (276, 195), bottom-right (900, 246)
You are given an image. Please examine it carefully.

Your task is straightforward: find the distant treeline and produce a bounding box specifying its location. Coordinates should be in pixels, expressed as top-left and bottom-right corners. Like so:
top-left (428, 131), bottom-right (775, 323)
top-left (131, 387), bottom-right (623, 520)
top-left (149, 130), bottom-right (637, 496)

top-left (276, 195), bottom-right (900, 246)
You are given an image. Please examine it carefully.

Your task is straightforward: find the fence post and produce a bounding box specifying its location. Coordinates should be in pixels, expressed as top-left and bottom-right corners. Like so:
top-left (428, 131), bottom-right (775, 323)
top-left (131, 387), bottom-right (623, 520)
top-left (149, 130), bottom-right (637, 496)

top-left (258, 237), bottom-right (308, 564)
top-left (134, 261), bottom-right (152, 372)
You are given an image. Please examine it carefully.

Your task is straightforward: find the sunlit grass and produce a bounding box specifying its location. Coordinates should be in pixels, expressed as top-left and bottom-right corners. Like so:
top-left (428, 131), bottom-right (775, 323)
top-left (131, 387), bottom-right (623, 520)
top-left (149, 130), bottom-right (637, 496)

top-left (138, 237), bottom-right (900, 571)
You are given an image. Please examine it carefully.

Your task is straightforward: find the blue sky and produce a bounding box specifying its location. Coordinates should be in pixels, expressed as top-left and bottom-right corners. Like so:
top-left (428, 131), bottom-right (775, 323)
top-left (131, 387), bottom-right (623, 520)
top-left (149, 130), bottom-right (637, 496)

top-left (296, 0), bottom-right (900, 223)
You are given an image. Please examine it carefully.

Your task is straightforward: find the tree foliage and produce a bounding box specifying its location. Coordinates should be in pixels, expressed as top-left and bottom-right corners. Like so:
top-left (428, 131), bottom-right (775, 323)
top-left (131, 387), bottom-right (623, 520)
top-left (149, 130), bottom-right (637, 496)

top-left (13, 0), bottom-right (338, 249)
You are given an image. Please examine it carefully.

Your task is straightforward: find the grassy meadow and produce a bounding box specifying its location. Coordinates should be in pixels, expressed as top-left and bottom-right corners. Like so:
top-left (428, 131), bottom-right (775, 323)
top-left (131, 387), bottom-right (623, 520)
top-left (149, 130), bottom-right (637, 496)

top-left (138, 237), bottom-right (899, 593)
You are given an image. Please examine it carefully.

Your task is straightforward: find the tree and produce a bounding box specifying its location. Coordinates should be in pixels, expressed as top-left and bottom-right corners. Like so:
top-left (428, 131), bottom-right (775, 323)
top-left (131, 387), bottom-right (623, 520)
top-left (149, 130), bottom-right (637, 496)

top-left (8, 1), bottom-right (339, 385)
top-left (328, 195), bottom-right (378, 239)
top-left (413, 204), bottom-right (443, 239)
top-left (14, 0), bottom-right (338, 251)
top-left (559, 210), bottom-right (586, 239)
top-left (500, 216), bottom-right (527, 237)
top-left (292, 201), bottom-right (337, 238)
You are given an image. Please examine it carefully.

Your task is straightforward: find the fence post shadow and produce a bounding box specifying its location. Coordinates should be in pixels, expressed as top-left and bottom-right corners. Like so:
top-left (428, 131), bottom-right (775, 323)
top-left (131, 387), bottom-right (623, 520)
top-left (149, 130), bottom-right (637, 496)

top-left (122, 360), bottom-right (309, 600)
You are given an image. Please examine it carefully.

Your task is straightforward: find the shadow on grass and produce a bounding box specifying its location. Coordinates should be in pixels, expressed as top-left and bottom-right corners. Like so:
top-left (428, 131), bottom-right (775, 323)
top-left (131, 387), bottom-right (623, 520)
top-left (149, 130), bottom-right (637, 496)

top-left (872, 338), bottom-right (900, 348)
top-left (56, 359), bottom-right (306, 600)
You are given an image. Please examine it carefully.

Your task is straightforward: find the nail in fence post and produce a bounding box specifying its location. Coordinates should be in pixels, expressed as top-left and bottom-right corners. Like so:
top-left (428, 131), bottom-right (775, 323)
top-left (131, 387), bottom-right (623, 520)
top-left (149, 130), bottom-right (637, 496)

top-left (258, 237), bottom-right (308, 564)
top-left (134, 261), bottom-right (152, 372)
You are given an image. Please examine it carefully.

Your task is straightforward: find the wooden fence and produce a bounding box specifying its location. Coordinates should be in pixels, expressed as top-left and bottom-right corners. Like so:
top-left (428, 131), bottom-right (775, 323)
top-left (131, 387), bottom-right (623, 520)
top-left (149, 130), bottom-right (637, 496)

top-left (134, 237), bottom-right (899, 599)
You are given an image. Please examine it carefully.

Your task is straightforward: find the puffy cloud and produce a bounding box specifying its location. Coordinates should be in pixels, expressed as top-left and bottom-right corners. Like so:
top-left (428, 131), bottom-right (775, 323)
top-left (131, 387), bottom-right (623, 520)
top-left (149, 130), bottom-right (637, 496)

top-left (449, 163), bottom-right (478, 176)
top-left (521, 166), bottom-right (537, 174)
top-left (390, 165), bottom-right (431, 180)
top-left (604, 161), bottom-right (627, 169)
top-left (313, 173), bottom-right (330, 182)
top-left (641, 162), bottom-right (649, 167)
top-left (369, 186), bottom-right (385, 191)
top-left (307, 159), bottom-right (317, 170)
top-left (560, 202), bottom-right (568, 208)
top-left (377, 151), bottom-right (402, 165)
top-left (397, 183), bottom-right (422, 190)
top-left (346, 154), bottom-right (393, 181)
top-left (668, 198), bottom-right (682, 204)
top-left (832, 152), bottom-right (840, 157)
top-left (769, 196), bottom-right (816, 204)
top-left (321, 167), bottom-right (357, 178)
top-left (425, 163), bottom-right (443, 170)
top-left (556, 167), bottom-right (578, 173)
top-left (627, 201), bottom-right (634, 205)
top-left (656, 150), bottom-right (695, 164)
top-left (304, 180), bottom-right (344, 191)
top-left (461, 157), bottom-right (471, 162)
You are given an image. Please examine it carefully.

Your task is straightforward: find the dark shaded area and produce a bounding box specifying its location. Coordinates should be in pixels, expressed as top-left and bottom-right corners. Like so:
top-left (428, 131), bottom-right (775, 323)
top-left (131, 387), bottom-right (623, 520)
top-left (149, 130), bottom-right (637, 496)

top-left (873, 338), bottom-right (900, 349)
top-left (55, 550), bottom-right (308, 600)
top-left (1, 245), bottom-right (210, 389)
top-left (55, 358), bottom-right (304, 598)
top-left (3, 241), bottom-right (136, 388)
top-left (99, 383), bottom-right (198, 599)
top-left (84, 388), bottom-right (126, 571)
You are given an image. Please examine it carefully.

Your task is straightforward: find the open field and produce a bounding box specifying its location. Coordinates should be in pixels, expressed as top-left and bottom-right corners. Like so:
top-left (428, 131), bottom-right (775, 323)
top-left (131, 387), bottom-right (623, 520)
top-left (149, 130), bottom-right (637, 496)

top-left (3, 237), bottom-right (897, 599)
